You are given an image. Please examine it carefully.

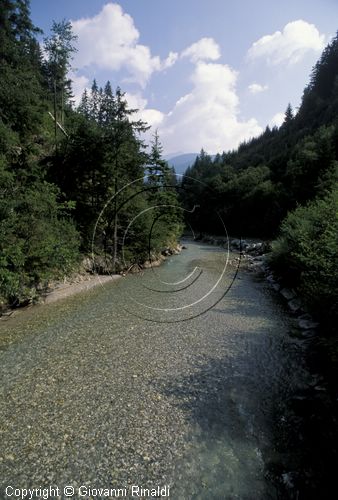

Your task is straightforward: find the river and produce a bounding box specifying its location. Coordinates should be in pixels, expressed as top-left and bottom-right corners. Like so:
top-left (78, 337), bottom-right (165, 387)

top-left (0, 241), bottom-right (309, 499)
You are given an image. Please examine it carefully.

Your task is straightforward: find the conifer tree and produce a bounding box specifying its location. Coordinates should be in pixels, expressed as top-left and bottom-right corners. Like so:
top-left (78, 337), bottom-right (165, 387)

top-left (44, 20), bottom-right (77, 125)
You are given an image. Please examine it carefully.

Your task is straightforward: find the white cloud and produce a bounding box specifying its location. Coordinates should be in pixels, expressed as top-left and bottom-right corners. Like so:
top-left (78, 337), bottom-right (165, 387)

top-left (248, 83), bottom-right (268, 94)
top-left (69, 5), bottom-right (263, 154)
top-left (181, 37), bottom-right (221, 63)
top-left (126, 92), bottom-right (164, 127)
top-left (140, 108), bottom-right (164, 128)
top-left (247, 20), bottom-right (326, 65)
top-left (70, 72), bottom-right (90, 105)
top-left (158, 62), bottom-right (262, 155)
top-left (162, 51), bottom-right (179, 69)
top-left (125, 92), bottom-right (148, 112)
top-left (125, 92), bottom-right (164, 145)
top-left (71, 3), bottom-right (176, 87)
top-left (269, 112), bottom-right (285, 128)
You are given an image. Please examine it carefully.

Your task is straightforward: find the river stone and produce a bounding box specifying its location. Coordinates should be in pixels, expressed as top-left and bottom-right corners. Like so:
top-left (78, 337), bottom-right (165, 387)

top-left (300, 329), bottom-right (317, 339)
top-left (282, 472), bottom-right (297, 488)
top-left (280, 288), bottom-right (296, 301)
top-left (230, 238), bottom-right (248, 250)
top-left (230, 238), bottom-right (240, 248)
top-left (246, 242), bottom-right (263, 254)
top-left (249, 261), bottom-right (264, 270)
top-left (298, 318), bottom-right (319, 330)
top-left (288, 298), bottom-right (302, 313)
top-left (298, 313), bottom-right (312, 321)
top-left (272, 282), bottom-right (281, 292)
top-left (252, 255), bottom-right (264, 261)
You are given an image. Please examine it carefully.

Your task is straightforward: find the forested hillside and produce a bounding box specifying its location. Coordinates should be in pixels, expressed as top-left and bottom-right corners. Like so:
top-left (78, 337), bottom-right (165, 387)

top-left (0, 0), bottom-right (182, 310)
top-left (1, 0), bottom-right (337, 328)
top-left (182, 34), bottom-right (338, 329)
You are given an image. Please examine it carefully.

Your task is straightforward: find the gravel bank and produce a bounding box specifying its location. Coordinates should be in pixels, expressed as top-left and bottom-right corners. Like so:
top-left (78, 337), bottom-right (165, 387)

top-left (42, 274), bottom-right (121, 304)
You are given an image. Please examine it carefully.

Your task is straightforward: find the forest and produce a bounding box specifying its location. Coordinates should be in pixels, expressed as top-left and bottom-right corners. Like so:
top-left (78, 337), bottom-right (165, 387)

top-left (182, 34), bottom-right (338, 331)
top-left (0, 0), bottom-right (182, 310)
top-left (0, 0), bottom-right (337, 334)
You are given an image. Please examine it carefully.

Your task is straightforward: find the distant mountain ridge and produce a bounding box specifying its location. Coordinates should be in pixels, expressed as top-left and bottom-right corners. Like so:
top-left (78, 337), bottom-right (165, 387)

top-left (165, 153), bottom-right (199, 175)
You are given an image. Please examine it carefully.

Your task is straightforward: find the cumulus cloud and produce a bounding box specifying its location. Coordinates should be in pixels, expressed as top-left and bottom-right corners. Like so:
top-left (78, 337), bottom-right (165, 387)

top-left (247, 20), bottom-right (326, 65)
top-left (71, 3), bottom-right (177, 87)
top-left (269, 112), bottom-right (285, 128)
top-left (162, 51), bottom-right (179, 69)
top-left (70, 72), bottom-right (90, 105)
top-left (248, 83), bottom-right (268, 94)
top-left (69, 4), bottom-right (262, 154)
top-left (125, 92), bottom-right (164, 129)
top-left (181, 37), bottom-right (221, 63)
top-left (158, 62), bottom-right (262, 155)
top-left (124, 92), bottom-right (164, 147)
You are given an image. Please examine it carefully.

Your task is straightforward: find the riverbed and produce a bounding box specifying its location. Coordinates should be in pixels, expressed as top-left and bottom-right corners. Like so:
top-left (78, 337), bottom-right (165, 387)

top-left (0, 241), bottom-right (309, 499)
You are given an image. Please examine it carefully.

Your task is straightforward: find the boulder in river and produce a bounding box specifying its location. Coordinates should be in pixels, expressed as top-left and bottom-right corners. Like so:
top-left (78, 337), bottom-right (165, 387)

top-left (288, 298), bottom-right (302, 313)
top-left (298, 318), bottom-right (319, 330)
top-left (280, 288), bottom-right (296, 301)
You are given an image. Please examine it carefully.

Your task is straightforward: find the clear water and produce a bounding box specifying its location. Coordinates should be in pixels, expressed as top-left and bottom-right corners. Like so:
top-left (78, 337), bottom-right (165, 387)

top-left (0, 242), bottom-right (306, 499)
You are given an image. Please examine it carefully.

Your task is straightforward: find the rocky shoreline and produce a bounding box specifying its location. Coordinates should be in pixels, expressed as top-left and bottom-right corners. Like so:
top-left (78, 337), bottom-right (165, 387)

top-left (0, 243), bottom-right (184, 320)
top-left (0, 239), bottom-right (303, 498)
top-left (1, 238), bottom-right (336, 497)
top-left (193, 234), bottom-right (337, 498)
top-left (196, 235), bottom-right (320, 337)
top-left (236, 241), bottom-right (337, 499)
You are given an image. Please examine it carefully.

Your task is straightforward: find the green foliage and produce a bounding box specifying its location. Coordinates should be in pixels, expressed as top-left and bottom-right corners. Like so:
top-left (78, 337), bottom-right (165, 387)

top-left (179, 33), bottom-right (338, 332)
top-left (182, 157), bottom-right (280, 236)
top-left (269, 189), bottom-right (338, 328)
top-left (51, 85), bottom-right (182, 270)
top-left (43, 19), bottom-right (77, 118)
top-left (285, 125), bottom-right (337, 203)
top-left (0, 2), bottom-right (181, 309)
top-left (146, 131), bottom-right (183, 249)
top-left (182, 33), bottom-right (338, 238)
top-left (0, 2), bottom-right (81, 307)
top-left (0, 180), bottom-right (80, 305)
top-left (0, 0), bottom-right (44, 141)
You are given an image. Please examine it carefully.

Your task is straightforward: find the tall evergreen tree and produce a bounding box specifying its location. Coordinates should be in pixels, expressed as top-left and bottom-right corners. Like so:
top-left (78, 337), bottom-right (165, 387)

top-left (43, 20), bottom-right (77, 126)
top-left (78, 89), bottom-right (90, 119)
top-left (284, 103), bottom-right (294, 124)
top-left (0, 2), bottom-right (183, 305)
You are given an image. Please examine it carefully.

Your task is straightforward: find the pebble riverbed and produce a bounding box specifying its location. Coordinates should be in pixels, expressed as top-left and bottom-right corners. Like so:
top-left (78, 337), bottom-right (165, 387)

top-left (0, 241), bottom-right (308, 499)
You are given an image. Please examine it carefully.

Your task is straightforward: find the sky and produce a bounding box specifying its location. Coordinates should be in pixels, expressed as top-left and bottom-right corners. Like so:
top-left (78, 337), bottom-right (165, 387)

top-left (30, 0), bottom-right (338, 156)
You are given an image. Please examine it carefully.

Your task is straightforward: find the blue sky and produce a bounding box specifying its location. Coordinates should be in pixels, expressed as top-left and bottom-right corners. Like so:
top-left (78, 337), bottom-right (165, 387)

top-left (30, 0), bottom-right (338, 155)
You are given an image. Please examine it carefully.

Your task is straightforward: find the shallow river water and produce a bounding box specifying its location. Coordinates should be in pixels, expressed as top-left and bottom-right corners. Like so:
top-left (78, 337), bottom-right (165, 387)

top-left (0, 242), bottom-right (308, 499)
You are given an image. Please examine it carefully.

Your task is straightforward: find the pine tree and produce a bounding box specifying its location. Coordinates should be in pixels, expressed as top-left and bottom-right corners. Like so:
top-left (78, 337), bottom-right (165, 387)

top-left (148, 130), bottom-right (166, 182)
top-left (43, 20), bottom-right (77, 125)
top-left (0, 0), bottom-right (43, 140)
top-left (100, 81), bottom-right (115, 127)
top-left (104, 87), bottom-right (149, 269)
top-left (78, 89), bottom-right (90, 119)
top-left (0, 3), bottom-right (81, 306)
top-left (284, 103), bottom-right (294, 124)
top-left (89, 79), bottom-right (100, 121)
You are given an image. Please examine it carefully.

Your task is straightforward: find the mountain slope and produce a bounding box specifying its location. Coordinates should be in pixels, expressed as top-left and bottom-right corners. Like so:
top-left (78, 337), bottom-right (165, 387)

top-left (165, 153), bottom-right (198, 175)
